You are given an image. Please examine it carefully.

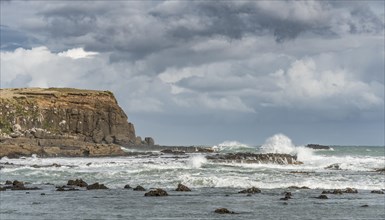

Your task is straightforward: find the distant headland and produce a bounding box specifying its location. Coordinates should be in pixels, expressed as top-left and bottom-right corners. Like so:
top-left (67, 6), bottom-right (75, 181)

top-left (0, 87), bottom-right (154, 158)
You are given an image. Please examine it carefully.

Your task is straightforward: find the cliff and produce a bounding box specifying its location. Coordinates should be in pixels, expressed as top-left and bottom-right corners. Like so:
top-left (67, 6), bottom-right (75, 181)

top-left (0, 88), bottom-right (153, 158)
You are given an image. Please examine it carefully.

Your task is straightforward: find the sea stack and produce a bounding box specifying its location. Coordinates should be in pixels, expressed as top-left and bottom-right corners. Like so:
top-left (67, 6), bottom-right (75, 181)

top-left (0, 87), bottom-right (154, 158)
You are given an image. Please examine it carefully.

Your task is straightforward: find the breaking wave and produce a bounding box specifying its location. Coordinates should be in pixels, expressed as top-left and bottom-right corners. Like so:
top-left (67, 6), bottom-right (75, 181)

top-left (212, 140), bottom-right (254, 152)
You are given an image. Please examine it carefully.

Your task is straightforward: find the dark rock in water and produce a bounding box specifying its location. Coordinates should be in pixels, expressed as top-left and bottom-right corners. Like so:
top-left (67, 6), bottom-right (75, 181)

top-left (124, 184), bottom-right (132, 189)
top-left (316, 195), bottom-right (328, 199)
top-left (288, 186), bottom-right (310, 189)
top-left (214, 208), bottom-right (235, 214)
top-left (374, 168), bottom-right (385, 172)
top-left (370, 190), bottom-right (384, 194)
top-left (175, 183), bottom-right (191, 192)
top-left (361, 205), bottom-right (369, 207)
top-left (325, 163), bottom-right (341, 170)
top-left (86, 182), bottom-right (108, 190)
top-left (207, 153), bottom-right (301, 165)
top-left (67, 179), bottom-right (88, 187)
top-left (306, 144), bottom-right (331, 150)
top-left (238, 187), bottom-right (261, 194)
top-left (144, 188), bottom-right (168, 197)
top-left (0, 187), bottom-right (5, 191)
top-left (344, 188), bottom-right (358, 193)
top-left (322, 189), bottom-right (343, 195)
top-left (280, 192), bottom-right (292, 200)
top-left (144, 137), bottom-right (155, 146)
top-left (40, 193), bottom-right (45, 195)
top-left (322, 188), bottom-right (358, 194)
top-left (289, 171), bottom-right (312, 174)
top-left (86, 163), bottom-right (92, 166)
top-left (13, 180), bottom-right (23, 186)
top-left (9, 180), bottom-right (40, 191)
top-left (133, 185), bottom-right (146, 191)
top-left (5, 180), bottom-right (12, 185)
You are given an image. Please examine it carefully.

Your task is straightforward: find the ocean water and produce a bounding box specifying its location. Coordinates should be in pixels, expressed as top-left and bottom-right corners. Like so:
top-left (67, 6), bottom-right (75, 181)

top-left (1, 134), bottom-right (384, 219)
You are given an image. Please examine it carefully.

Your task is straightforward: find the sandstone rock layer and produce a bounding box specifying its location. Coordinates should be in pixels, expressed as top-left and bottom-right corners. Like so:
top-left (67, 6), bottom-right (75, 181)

top-left (0, 88), bottom-right (152, 158)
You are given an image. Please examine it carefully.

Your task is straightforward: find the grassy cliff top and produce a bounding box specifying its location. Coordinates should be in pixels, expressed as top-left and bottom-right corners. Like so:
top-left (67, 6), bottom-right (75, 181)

top-left (1, 87), bottom-right (113, 100)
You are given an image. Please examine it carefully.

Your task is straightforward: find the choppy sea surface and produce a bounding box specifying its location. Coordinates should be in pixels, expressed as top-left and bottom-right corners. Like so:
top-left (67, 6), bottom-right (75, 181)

top-left (1, 134), bottom-right (384, 219)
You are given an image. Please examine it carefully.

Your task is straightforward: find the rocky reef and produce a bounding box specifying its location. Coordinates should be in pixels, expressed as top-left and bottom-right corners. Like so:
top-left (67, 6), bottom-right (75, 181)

top-left (0, 88), bottom-right (153, 158)
top-left (206, 153), bottom-right (302, 165)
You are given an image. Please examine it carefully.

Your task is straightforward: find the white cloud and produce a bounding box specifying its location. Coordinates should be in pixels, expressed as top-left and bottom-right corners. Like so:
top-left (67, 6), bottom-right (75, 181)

top-left (58, 48), bottom-right (98, 59)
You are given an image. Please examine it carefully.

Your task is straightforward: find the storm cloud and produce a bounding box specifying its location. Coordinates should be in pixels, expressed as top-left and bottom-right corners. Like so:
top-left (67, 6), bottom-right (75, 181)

top-left (1, 1), bottom-right (384, 145)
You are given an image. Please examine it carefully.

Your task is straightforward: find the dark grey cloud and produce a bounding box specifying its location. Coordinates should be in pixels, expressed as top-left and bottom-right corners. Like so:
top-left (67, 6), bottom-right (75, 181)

top-left (4, 1), bottom-right (381, 59)
top-left (0, 25), bottom-right (32, 50)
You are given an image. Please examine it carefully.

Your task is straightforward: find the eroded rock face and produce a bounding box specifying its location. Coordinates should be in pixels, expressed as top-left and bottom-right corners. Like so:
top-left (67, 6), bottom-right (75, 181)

top-left (0, 88), bottom-right (154, 158)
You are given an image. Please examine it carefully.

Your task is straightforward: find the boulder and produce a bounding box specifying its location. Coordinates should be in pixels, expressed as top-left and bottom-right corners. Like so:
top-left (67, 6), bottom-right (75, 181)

top-left (86, 182), bottom-right (108, 190)
top-left (144, 137), bottom-right (155, 146)
top-left (288, 186), bottom-right (310, 189)
top-left (133, 185), bottom-right (146, 191)
top-left (67, 179), bottom-right (88, 187)
top-left (9, 180), bottom-right (40, 191)
top-left (214, 208), bottom-right (235, 214)
top-left (238, 187), bottom-right (261, 194)
top-left (144, 188), bottom-right (168, 197)
top-left (306, 144), bottom-right (331, 150)
top-left (124, 184), bottom-right (132, 189)
top-left (371, 190), bottom-right (384, 194)
top-left (316, 195), bottom-right (328, 199)
top-left (175, 183), bottom-right (191, 192)
top-left (280, 192), bottom-right (292, 200)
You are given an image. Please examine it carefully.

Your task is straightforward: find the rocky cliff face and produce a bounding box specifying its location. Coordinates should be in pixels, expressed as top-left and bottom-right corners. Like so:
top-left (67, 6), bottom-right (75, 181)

top-left (0, 88), bottom-right (153, 158)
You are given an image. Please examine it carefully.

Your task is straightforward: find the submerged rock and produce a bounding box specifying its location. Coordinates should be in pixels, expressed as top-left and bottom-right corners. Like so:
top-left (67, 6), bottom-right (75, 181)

top-left (133, 185), bottom-right (146, 191)
top-left (7, 180), bottom-right (40, 191)
top-left (144, 188), bottom-right (168, 197)
top-left (280, 192), bottom-right (292, 200)
top-left (214, 208), bottom-right (236, 214)
top-left (322, 188), bottom-right (358, 194)
top-left (67, 179), bottom-right (88, 187)
top-left (238, 187), bottom-right (261, 194)
top-left (175, 183), bottom-right (191, 192)
top-left (288, 186), bottom-right (310, 189)
top-left (86, 182), bottom-right (108, 190)
top-left (316, 195), bottom-right (328, 199)
top-left (370, 190), bottom-right (384, 194)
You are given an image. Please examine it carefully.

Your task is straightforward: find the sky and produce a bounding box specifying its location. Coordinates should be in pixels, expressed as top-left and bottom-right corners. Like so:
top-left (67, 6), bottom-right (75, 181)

top-left (0, 1), bottom-right (384, 146)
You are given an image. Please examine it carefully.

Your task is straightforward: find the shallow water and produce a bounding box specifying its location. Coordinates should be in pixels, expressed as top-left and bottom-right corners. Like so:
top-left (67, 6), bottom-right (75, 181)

top-left (1, 186), bottom-right (384, 220)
